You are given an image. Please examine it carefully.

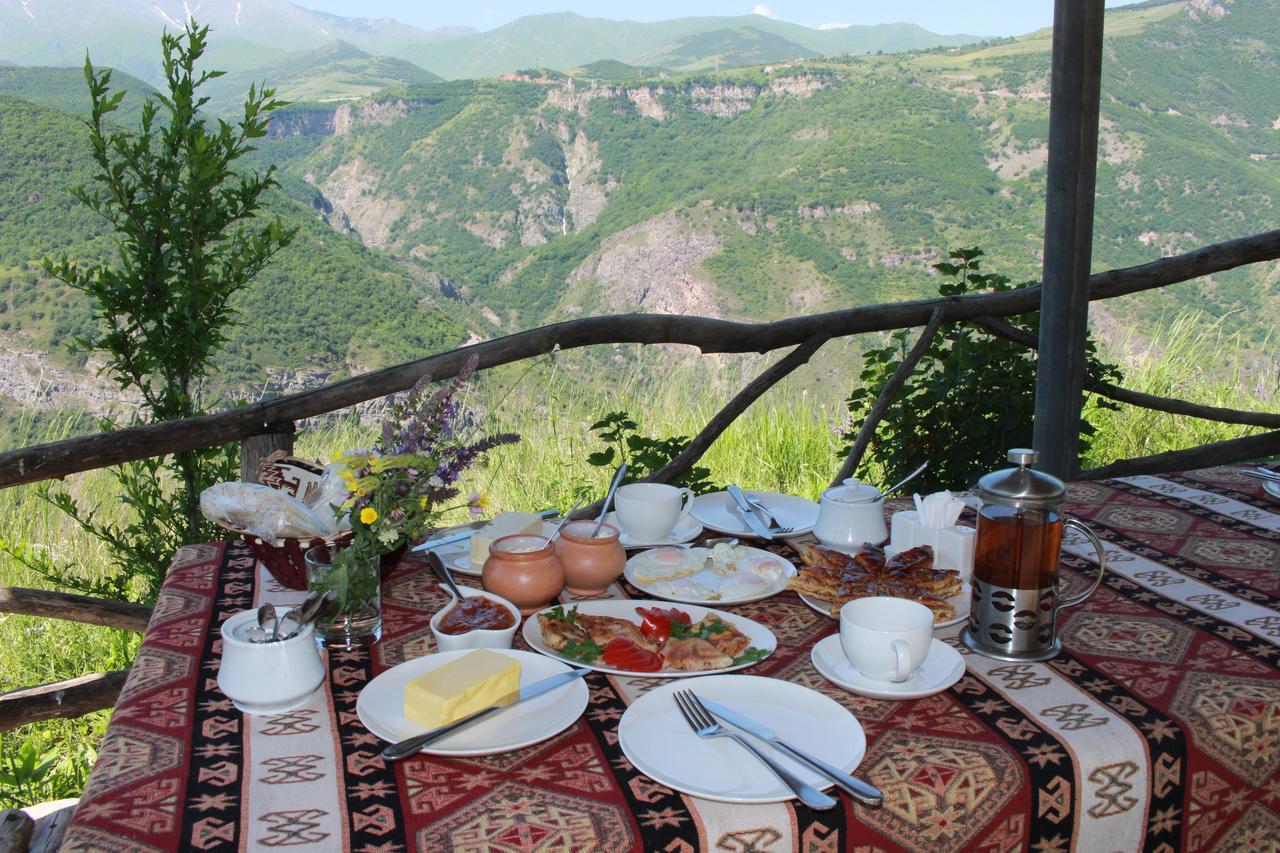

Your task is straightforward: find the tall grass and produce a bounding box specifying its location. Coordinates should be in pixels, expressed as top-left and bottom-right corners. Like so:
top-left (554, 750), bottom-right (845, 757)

top-left (1, 316), bottom-right (1276, 806)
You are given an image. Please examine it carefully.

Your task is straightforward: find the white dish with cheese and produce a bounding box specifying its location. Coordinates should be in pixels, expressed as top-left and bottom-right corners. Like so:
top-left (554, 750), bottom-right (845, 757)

top-left (356, 648), bottom-right (589, 756)
top-left (434, 516), bottom-right (560, 576)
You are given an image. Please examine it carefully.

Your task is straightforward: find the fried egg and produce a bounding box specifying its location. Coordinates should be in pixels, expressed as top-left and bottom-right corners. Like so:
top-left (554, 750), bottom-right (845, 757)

top-left (717, 572), bottom-right (770, 599)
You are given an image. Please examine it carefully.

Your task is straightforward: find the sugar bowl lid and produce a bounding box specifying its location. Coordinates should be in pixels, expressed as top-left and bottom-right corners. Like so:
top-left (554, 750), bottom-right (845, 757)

top-left (822, 478), bottom-right (883, 504)
top-left (976, 448), bottom-right (1065, 509)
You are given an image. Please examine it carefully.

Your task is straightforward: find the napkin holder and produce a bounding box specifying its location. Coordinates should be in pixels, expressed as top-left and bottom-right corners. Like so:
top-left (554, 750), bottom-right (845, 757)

top-left (890, 511), bottom-right (976, 583)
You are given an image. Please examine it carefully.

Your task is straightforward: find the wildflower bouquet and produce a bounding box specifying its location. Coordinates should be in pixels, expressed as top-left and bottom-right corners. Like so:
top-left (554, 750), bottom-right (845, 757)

top-left (309, 355), bottom-right (518, 645)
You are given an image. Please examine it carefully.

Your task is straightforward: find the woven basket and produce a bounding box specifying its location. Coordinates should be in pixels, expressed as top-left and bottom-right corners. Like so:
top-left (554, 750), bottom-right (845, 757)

top-left (225, 452), bottom-right (405, 590)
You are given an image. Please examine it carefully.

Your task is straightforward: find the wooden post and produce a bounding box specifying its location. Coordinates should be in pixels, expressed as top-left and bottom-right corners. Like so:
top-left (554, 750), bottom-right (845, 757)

top-left (239, 422), bottom-right (295, 482)
top-left (1033, 0), bottom-right (1105, 480)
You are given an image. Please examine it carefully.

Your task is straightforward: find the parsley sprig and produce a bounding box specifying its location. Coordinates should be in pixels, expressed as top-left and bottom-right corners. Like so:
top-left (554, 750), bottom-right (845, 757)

top-left (670, 617), bottom-right (729, 641)
top-left (732, 647), bottom-right (770, 666)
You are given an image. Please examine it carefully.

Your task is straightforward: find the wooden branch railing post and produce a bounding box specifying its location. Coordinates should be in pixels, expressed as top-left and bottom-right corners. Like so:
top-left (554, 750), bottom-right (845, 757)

top-left (831, 307), bottom-right (947, 486)
top-left (239, 421), bottom-right (296, 482)
top-left (1080, 430), bottom-right (1280, 479)
top-left (0, 672), bottom-right (130, 732)
top-left (0, 588), bottom-right (153, 633)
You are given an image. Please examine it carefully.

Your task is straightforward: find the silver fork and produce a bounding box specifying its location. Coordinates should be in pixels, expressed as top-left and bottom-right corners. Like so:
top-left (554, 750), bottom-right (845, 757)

top-left (673, 690), bottom-right (836, 810)
top-left (745, 495), bottom-right (794, 536)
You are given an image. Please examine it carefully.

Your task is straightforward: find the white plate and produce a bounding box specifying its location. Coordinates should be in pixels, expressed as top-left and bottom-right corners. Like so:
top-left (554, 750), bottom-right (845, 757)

top-left (606, 512), bottom-right (703, 548)
top-left (435, 521), bottom-right (560, 577)
top-left (618, 674), bottom-right (866, 804)
top-left (355, 648), bottom-right (589, 756)
top-left (1265, 481), bottom-right (1279, 502)
top-left (799, 581), bottom-right (971, 629)
top-left (624, 545), bottom-right (796, 605)
top-left (811, 635), bottom-right (966, 700)
top-left (691, 491), bottom-right (819, 538)
top-left (521, 599), bottom-right (776, 678)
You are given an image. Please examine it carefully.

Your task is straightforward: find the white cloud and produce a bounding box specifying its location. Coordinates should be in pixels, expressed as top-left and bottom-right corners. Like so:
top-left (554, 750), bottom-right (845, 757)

top-left (752, 3), bottom-right (777, 18)
top-left (818, 22), bottom-right (851, 30)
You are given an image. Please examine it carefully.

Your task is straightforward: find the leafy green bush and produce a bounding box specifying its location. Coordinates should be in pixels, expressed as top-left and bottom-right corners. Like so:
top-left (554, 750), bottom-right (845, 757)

top-left (843, 248), bottom-right (1121, 491)
top-left (587, 411), bottom-right (717, 494)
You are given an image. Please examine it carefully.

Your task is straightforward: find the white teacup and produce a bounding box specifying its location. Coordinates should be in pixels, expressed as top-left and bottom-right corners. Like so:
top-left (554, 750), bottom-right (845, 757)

top-left (839, 597), bottom-right (934, 682)
top-left (613, 482), bottom-right (695, 542)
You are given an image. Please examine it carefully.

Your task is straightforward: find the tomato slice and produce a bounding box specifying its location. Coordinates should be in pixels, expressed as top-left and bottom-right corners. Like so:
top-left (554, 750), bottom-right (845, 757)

top-left (601, 637), bottom-right (664, 672)
top-left (635, 606), bottom-right (692, 644)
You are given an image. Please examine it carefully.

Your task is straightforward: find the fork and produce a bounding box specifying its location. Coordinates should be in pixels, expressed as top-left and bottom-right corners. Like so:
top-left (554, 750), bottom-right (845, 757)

top-left (744, 495), bottom-right (795, 536)
top-left (673, 690), bottom-right (836, 810)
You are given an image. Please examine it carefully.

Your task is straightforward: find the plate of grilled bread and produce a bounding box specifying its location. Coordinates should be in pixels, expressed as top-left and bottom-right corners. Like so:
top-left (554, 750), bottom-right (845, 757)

top-left (788, 541), bottom-right (969, 628)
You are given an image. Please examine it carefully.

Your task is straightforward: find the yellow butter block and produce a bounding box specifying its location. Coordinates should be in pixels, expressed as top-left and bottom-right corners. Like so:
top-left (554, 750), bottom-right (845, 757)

top-left (470, 511), bottom-right (542, 566)
top-left (404, 649), bottom-right (521, 730)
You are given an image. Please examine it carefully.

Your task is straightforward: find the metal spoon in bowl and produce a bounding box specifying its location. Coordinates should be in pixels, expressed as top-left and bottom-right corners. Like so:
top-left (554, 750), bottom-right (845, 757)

top-left (256, 603), bottom-right (277, 643)
top-left (274, 607), bottom-right (304, 641)
top-left (546, 496), bottom-right (588, 544)
top-left (592, 462), bottom-right (629, 537)
top-left (882, 461), bottom-right (929, 499)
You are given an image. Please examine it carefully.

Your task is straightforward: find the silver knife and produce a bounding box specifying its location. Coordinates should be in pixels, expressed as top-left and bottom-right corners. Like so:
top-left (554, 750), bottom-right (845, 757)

top-left (381, 667), bottom-right (590, 761)
top-left (697, 695), bottom-right (884, 806)
top-left (1242, 469), bottom-right (1280, 484)
top-left (411, 509), bottom-right (559, 553)
top-left (727, 485), bottom-right (774, 540)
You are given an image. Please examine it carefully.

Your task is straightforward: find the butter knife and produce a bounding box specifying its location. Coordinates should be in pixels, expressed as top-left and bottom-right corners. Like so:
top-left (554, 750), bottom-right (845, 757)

top-left (1242, 468), bottom-right (1280, 484)
top-left (381, 667), bottom-right (590, 761)
top-left (411, 509), bottom-right (559, 553)
top-left (727, 484), bottom-right (774, 540)
top-left (697, 695), bottom-right (883, 806)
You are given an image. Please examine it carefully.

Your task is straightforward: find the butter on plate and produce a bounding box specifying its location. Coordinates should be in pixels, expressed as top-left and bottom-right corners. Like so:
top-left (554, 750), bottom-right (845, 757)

top-left (404, 649), bottom-right (521, 730)
top-left (469, 511), bottom-right (543, 566)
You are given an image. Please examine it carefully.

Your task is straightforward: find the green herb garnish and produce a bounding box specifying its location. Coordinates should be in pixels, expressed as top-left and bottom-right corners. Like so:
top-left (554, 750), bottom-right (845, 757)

top-left (545, 604), bottom-right (578, 624)
top-left (671, 617), bottom-right (730, 641)
top-left (732, 647), bottom-right (770, 666)
top-left (560, 637), bottom-right (603, 663)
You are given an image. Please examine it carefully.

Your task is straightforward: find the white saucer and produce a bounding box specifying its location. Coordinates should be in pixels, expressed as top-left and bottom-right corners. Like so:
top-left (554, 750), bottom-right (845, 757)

top-left (810, 634), bottom-right (965, 700)
top-left (1265, 481), bottom-right (1279, 502)
top-left (606, 511), bottom-right (703, 548)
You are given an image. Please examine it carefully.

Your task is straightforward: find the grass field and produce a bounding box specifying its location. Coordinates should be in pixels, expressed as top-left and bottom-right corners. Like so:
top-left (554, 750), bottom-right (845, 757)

top-left (0, 309), bottom-right (1275, 807)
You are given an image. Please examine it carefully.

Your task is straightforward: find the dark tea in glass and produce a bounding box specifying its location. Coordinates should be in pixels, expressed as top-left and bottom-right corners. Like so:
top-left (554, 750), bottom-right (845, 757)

top-left (973, 504), bottom-right (1064, 591)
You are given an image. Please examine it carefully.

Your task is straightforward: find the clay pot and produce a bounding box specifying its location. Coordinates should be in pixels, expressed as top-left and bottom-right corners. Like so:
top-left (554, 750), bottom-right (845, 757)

top-left (481, 534), bottom-right (565, 615)
top-left (555, 521), bottom-right (626, 596)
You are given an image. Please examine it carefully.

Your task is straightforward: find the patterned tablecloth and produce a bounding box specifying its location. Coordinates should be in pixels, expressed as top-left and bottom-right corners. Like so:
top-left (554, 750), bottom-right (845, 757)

top-left (62, 465), bottom-right (1280, 852)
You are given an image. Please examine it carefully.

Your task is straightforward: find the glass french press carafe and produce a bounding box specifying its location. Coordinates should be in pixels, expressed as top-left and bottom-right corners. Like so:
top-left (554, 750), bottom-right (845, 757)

top-left (961, 449), bottom-right (1107, 662)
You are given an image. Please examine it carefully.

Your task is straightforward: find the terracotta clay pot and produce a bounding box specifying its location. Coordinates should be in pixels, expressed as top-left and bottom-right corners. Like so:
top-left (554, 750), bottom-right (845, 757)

top-left (555, 521), bottom-right (626, 595)
top-left (481, 534), bottom-right (565, 615)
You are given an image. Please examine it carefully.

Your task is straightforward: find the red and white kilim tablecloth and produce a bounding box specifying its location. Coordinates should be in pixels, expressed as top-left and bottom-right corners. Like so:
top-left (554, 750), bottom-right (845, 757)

top-left (63, 466), bottom-right (1280, 851)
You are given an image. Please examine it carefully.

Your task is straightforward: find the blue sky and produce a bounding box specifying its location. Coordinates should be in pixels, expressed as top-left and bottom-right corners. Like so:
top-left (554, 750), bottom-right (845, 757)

top-left (292, 1), bottom-right (1145, 38)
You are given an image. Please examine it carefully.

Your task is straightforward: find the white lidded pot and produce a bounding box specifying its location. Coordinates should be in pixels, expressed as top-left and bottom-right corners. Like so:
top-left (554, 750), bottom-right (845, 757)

top-left (217, 609), bottom-right (326, 715)
top-left (813, 478), bottom-right (888, 548)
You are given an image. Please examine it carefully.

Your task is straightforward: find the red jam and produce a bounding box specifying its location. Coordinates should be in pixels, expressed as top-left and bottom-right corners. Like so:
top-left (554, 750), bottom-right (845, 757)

top-left (438, 597), bottom-right (516, 635)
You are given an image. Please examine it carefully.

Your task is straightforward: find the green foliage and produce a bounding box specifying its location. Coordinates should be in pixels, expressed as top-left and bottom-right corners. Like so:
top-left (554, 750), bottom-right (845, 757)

top-left (587, 411), bottom-right (717, 494)
top-left (34, 21), bottom-right (294, 601)
top-left (843, 248), bottom-right (1121, 491)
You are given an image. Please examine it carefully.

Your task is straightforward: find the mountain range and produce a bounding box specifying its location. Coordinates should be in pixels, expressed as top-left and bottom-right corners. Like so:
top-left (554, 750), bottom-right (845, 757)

top-left (0, 0), bottom-right (1277, 422)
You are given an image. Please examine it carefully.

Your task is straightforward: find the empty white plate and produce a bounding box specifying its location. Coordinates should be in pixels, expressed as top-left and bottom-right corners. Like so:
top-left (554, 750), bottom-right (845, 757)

top-left (618, 674), bottom-right (865, 803)
top-left (691, 491), bottom-right (819, 538)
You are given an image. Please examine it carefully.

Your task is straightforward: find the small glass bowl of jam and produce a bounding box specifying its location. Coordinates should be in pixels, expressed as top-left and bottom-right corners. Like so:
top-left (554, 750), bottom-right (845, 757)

top-left (430, 587), bottom-right (521, 652)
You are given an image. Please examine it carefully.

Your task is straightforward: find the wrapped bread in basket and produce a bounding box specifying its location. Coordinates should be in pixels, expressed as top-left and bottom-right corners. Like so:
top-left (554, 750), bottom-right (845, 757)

top-left (201, 452), bottom-right (353, 590)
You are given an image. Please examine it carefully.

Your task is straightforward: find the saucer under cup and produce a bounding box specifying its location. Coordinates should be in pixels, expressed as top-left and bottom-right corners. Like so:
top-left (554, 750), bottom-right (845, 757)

top-left (614, 482), bottom-right (695, 543)
top-left (840, 596), bottom-right (933, 682)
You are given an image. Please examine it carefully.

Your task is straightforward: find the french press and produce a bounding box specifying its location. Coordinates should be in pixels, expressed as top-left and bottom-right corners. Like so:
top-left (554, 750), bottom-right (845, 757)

top-left (961, 448), bottom-right (1107, 662)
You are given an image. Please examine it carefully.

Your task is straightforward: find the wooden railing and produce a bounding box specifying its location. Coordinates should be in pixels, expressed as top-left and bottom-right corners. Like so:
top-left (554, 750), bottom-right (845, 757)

top-left (1, 228), bottom-right (1279, 730)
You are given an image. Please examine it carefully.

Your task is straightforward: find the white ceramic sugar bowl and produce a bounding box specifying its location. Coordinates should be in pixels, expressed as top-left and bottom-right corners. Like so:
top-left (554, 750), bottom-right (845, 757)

top-left (813, 478), bottom-right (888, 548)
top-left (217, 609), bottom-right (326, 715)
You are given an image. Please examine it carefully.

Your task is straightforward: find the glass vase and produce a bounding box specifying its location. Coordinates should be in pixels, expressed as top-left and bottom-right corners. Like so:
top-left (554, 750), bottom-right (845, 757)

top-left (304, 545), bottom-right (382, 648)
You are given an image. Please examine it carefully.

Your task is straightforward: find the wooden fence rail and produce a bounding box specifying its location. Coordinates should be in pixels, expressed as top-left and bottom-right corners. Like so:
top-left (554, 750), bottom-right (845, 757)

top-left (2, 228), bottom-right (1277, 490)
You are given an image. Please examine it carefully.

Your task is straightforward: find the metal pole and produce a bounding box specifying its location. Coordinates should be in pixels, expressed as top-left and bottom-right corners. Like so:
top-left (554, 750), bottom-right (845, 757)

top-left (1033, 0), bottom-right (1105, 480)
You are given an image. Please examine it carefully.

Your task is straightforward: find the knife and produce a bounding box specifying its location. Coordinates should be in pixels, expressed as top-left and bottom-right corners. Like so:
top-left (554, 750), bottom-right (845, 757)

top-left (697, 695), bottom-right (884, 806)
top-left (411, 509), bottom-right (559, 553)
top-left (1242, 468), bottom-right (1280, 484)
top-left (727, 484), bottom-right (774, 540)
top-left (381, 667), bottom-right (590, 761)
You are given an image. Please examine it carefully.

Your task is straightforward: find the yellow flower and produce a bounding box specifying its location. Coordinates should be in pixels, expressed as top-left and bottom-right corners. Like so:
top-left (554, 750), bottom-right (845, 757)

top-left (419, 496), bottom-right (429, 510)
top-left (360, 507), bottom-right (378, 525)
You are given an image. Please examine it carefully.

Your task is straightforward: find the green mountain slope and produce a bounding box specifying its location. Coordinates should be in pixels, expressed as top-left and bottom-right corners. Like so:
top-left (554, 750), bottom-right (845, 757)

top-left (636, 27), bottom-right (818, 71)
top-left (394, 12), bottom-right (977, 80)
top-left (0, 66), bottom-right (157, 121)
top-left (201, 41), bottom-right (443, 115)
top-left (0, 93), bottom-right (477, 396)
top-left (255, 0), bottom-right (1276, 349)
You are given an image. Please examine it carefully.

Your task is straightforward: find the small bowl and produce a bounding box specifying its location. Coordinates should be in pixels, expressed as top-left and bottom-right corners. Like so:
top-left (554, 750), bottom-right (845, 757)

top-left (217, 609), bottom-right (326, 714)
top-left (430, 586), bottom-right (521, 652)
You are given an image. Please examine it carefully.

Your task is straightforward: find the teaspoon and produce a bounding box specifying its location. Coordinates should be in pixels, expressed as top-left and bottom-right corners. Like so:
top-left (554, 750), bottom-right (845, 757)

top-left (882, 461), bottom-right (929, 499)
top-left (592, 462), bottom-right (629, 537)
